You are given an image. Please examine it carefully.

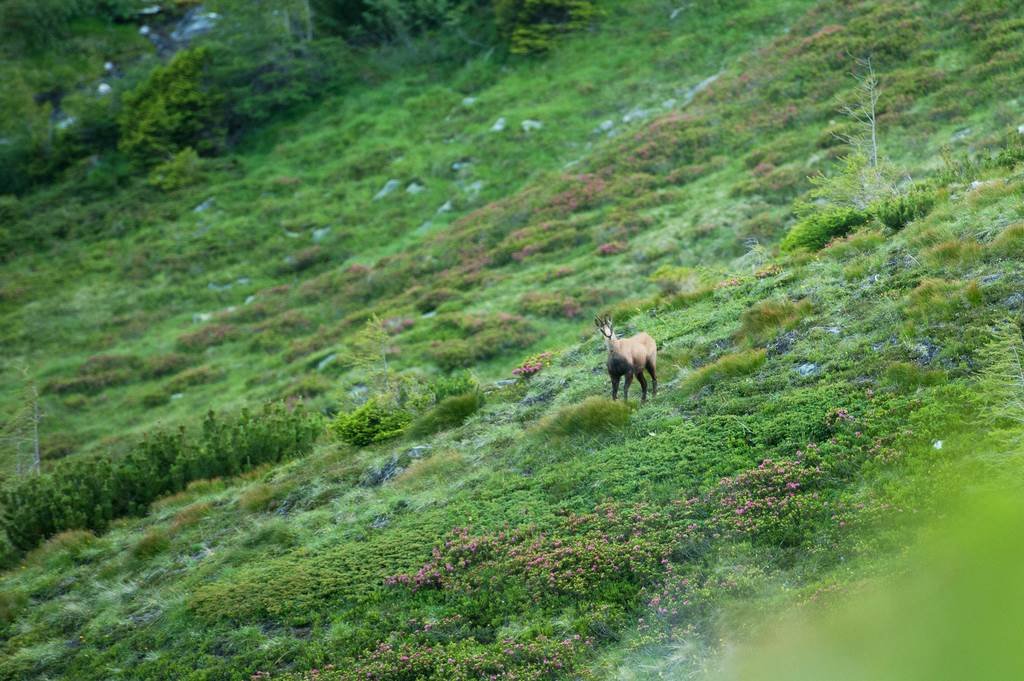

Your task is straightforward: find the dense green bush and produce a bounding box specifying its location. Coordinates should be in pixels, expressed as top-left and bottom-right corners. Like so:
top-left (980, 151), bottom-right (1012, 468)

top-left (0, 403), bottom-right (320, 563)
top-left (329, 398), bottom-right (411, 446)
top-left (411, 391), bottom-right (484, 436)
top-left (430, 370), bottom-right (479, 401)
top-left (871, 187), bottom-right (937, 231)
top-left (119, 48), bottom-right (225, 165)
top-left (780, 207), bottom-right (871, 252)
top-left (495, 0), bottom-right (600, 54)
top-left (147, 147), bottom-right (204, 191)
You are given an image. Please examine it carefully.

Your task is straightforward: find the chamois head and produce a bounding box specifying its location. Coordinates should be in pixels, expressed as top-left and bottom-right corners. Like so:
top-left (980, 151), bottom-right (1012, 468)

top-left (594, 314), bottom-right (615, 340)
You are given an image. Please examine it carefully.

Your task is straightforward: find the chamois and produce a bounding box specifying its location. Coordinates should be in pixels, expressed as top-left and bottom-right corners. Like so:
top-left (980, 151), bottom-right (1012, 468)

top-left (595, 314), bottom-right (657, 402)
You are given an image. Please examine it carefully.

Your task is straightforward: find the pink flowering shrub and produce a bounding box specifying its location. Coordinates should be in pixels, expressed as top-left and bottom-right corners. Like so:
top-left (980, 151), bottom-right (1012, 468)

top-left (512, 351), bottom-right (555, 378)
top-left (596, 241), bottom-right (627, 256)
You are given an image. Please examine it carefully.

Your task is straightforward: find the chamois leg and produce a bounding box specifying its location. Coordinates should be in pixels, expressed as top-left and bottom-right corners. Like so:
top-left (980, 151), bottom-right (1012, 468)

top-left (611, 373), bottom-right (621, 401)
top-left (636, 371), bottom-right (648, 403)
top-left (646, 359), bottom-right (657, 398)
top-left (623, 373), bottom-right (634, 403)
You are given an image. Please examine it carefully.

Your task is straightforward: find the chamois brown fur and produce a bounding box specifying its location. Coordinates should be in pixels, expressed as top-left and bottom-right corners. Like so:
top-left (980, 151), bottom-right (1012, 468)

top-left (594, 314), bottom-right (657, 402)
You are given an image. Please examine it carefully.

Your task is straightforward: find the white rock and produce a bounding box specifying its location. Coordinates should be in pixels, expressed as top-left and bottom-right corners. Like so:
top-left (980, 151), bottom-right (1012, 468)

top-left (490, 117), bottom-right (507, 133)
top-left (312, 227), bottom-right (331, 243)
top-left (171, 393), bottom-right (184, 401)
top-left (97, 83), bottom-right (112, 96)
top-left (140, 5), bottom-right (161, 15)
top-left (683, 73), bottom-right (720, 106)
top-left (437, 200), bottom-right (453, 214)
top-left (521, 119), bottom-right (543, 132)
top-left (316, 354), bottom-right (337, 372)
top-left (56, 116), bottom-right (76, 130)
top-left (236, 277), bottom-right (251, 285)
top-left (1018, 124), bottom-right (1024, 135)
top-left (284, 230), bottom-right (300, 238)
top-left (623, 107), bottom-right (648, 124)
top-left (192, 312), bottom-right (212, 324)
top-left (662, 98), bottom-right (677, 109)
top-left (193, 198), bottom-right (214, 213)
top-left (373, 179), bottom-right (401, 200)
top-left (244, 295), bottom-right (256, 305)
top-left (422, 310), bottom-right (438, 318)
top-left (406, 182), bottom-right (426, 195)
top-left (670, 6), bottom-right (685, 20)
top-left (452, 160), bottom-right (472, 172)
top-left (465, 180), bottom-right (484, 196)
top-left (933, 440), bottom-right (943, 450)
top-left (139, 25), bottom-right (151, 36)
top-left (416, 221), bottom-right (433, 234)
top-left (599, 119), bottom-right (615, 132)
top-left (462, 97), bottom-right (477, 106)
top-left (104, 61), bottom-right (115, 72)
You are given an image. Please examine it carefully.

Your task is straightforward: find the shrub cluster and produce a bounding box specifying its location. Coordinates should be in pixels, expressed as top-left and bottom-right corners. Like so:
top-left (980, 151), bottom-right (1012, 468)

top-left (329, 398), bottom-right (411, 447)
top-left (780, 207), bottom-right (871, 252)
top-left (871, 187), bottom-right (936, 231)
top-left (0, 403), bottom-right (320, 564)
top-left (411, 391), bottom-right (484, 437)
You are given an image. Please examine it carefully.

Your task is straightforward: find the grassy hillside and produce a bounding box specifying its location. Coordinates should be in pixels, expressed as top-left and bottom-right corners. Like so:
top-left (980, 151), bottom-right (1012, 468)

top-left (2, 0), bottom-right (1024, 679)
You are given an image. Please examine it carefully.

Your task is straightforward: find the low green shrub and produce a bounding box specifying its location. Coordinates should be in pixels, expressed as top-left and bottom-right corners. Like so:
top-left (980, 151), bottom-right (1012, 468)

top-left (871, 187), bottom-right (937, 230)
top-left (682, 350), bottom-right (767, 396)
top-left (412, 391), bottom-right (484, 436)
top-left (0, 403), bottom-right (320, 562)
top-left (537, 397), bottom-right (631, 439)
top-left (329, 398), bottom-right (411, 447)
top-left (780, 208), bottom-right (870, 252)
top-left (148, 147), bottom-right (204, 191)
top-left (430, 370), bottom-right (478, 402)
top-left (495, 0), bottom-right (601, 55)
top-left (119, 47), bottom-right (225, 165)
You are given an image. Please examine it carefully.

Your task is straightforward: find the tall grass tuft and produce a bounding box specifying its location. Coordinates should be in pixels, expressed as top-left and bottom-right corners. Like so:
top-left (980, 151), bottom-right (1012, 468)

top-left (536, 397), bottom-right (631, 439)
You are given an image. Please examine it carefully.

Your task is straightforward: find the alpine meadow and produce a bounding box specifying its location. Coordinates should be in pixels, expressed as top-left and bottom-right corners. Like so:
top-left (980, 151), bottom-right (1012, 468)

top-left (2, 1), bottom-right (1024, 679)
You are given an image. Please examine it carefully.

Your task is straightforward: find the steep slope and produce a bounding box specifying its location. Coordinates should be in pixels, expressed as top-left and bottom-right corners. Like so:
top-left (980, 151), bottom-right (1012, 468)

top-left (2, 0), bottom-right (1024, 679)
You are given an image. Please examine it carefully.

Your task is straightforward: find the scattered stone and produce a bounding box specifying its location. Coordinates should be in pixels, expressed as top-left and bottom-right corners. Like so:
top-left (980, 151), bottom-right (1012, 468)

top-left (767, 331), bottom-right (798, 357)
top-left (662, 98), bottom-right (677, 109)
top-left (312, 227), bottom-right (331, 243)
top-left (980, 273), bottom-right (1002, 285)
top-left (360, 455), bottom-right (403, 487)
top-left (437, 200), bottom-right (453, 214)
top-left (316, 354), bottom-right (337, 372)
top-left (1018, 123), bottom-right (1024, 135)
top-left (406, 181), bottom-right (426, 195)
top-left (373, 179), bottom-right (401, 200)
top-left (171, 7), bottom-right (220, 43)
top-left (622, 107), bottom-right (649, 124)
top-left (933, 440), bottom-right (944, 450)
top-left (407, 445), bottom-right (432, 459)
top-left (171, 393), bottom-right (184, 401)
top-left (140, 5), bottom-right (161, 15)
top-left (521, 119), bottom-right (543, 132)
top-left (465, 180), bottom-right (485, 196)
top-left (951, 127), bottom-right (972, 142)
top-left (56, 116), bottom-right (76, 131)
top-left (349, 384), bottom-right (369, 403)
top-left (284, 230), bottom-right (300, 239)
top-left (139, 25), bottom-right (152, 36)
top-left (1003, 293), bottom-right (1024, 309)
top-left (670, 6), bottom-right (686, 20)
top-left (494, 379), bottom-right (518, 388)
top-left (825, 326), bottom-right (841, 335)
top-left (193, 197), bottom-right (214, 213)
top-left (207, 281), bottom-right (233, 291)
top-left (599, 119), bottom-right (615, 132)
top-left (192, 312), bottom-right (212, 323)
top-left (104, 61), bottom-right (115, 72)
top-left (421, 310), bottom-right (437, 318)
top-left (795, 362), bottom-right (820, 377)
top-left (416, 221), bottom-right (433, 234)
top-left (462, 96), bottom-right (477, 107)
top-left (97, 83), bottom-right (112, 96)
top-left (912, 340), bottom-right (941, 365)
top-left (490, 117), bottom-right (507, 132)
top-left (371, 514), bottom-right (390, 529)
top-left (452, 160), bottom-right (473, 172)
top-left (682, 73), bottom-right (720, 106)
top-left (244, 295), bottom-right (257, 305)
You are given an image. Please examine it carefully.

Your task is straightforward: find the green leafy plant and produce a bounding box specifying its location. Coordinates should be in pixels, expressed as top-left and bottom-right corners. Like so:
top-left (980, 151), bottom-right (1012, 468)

top-left (119, 48), bottom-right (225, 165)
top-left (781, 207), bottom-right (871, 252)
top-left (411, 391), bottom-right (484, 436)
top-left (871, 187), bottom-right (937, 230)
top-left (495, 0), bottom-right (600, 54)
top-left (329, 398), bottom-right (411, 447)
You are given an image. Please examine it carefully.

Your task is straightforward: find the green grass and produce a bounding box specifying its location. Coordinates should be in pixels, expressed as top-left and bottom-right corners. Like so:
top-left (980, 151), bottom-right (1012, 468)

top-left (2, 0), bottom-right (1024, 679)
